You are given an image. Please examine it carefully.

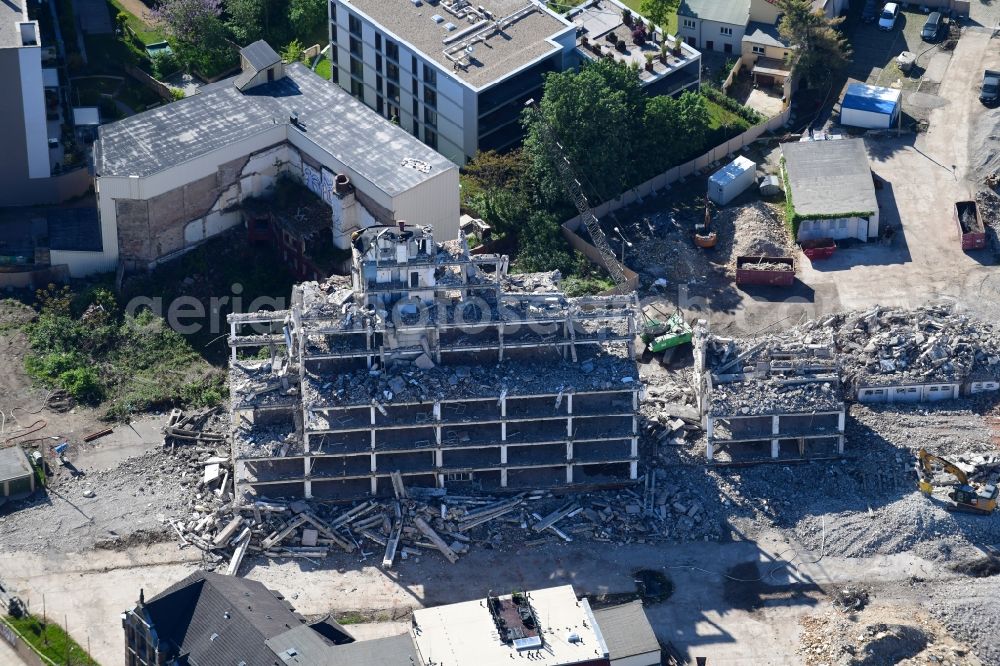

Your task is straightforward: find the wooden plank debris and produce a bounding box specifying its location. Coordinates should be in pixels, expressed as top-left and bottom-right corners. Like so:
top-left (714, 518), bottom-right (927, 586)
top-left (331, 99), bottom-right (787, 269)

top-left (226, 533), bottom-right (251, 576)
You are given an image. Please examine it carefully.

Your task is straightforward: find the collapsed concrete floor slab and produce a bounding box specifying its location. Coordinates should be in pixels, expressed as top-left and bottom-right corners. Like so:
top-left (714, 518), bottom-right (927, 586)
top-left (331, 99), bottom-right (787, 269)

top-left (228, 224), bottom-right (641, 499)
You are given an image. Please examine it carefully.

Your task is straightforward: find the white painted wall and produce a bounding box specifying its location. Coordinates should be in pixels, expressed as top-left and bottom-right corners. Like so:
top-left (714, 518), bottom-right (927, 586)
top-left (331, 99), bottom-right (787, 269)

top-left (798, 215), bottom-right (875, 242)
top-left (18, 45), bottom-right (49, 179)
top-left (841, 106), bottom-right (894, 130)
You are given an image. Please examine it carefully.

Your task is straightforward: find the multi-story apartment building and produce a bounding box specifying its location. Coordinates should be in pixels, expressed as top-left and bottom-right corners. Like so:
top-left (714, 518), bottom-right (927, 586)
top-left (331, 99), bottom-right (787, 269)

top-left (328, 0), bottom-right (577, 164)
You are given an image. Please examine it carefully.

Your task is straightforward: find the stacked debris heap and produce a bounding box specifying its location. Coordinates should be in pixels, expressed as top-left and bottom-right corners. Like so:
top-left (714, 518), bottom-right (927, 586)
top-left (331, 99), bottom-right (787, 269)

top-left (228, 223), bottom-right (641, 500)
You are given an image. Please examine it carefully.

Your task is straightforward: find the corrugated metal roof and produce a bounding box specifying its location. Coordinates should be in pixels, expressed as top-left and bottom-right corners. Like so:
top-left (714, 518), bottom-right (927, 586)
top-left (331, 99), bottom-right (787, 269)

top-left (593, 601), bottom-right (660, 660)
top-left (710, 155), bottom-right (756, 187)
top-left (842, 82), bottom-right (900, 115)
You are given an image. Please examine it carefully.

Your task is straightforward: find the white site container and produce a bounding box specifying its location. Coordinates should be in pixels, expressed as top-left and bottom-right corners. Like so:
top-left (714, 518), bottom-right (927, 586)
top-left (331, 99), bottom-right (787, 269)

top-left (708, 155), bottom-right (756, 206)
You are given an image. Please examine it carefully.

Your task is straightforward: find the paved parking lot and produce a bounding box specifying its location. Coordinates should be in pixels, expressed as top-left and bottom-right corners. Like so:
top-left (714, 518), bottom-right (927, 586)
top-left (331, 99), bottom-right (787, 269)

top-left (799, 28), bottom-right (999, 319)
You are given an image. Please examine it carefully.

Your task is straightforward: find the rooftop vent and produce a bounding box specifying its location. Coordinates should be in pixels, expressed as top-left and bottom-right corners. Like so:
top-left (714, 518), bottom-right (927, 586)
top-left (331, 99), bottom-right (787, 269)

top-left (432, 14), bottom-right (444, 22)
top-left (410, 0), bottom-right (422, 5)
top-left (444, 22), bottom-right (457, 31)
top-left (210, 633), bottom-right (219, 642)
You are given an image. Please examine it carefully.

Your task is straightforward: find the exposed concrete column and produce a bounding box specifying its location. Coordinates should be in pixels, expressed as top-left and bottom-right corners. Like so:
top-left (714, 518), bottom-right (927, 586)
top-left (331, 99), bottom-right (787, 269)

top-left (370, 452), bottom-right (377, 472)
top-left (566, 417), bottom-right (572, 438)
top-left (436, 473), bottom-right (445, 488)
top-left (772, 415), bottom-right (780, 435)
top-left (629, 460), bottom-right (638, 479)
top-left (837, 435), bottom-right (845, 454)
top-left (370, 406), bottom-right (376, 425)
top-left (304, 480), bottom-right (312, 499)
top-left (433, 401), bottom-right (441, 420)
top-left (771, 439), bottom-right (780, 458)
top-left (838, 411), bottom-right (846, 432)
top-left (566, 393), bottom-right (573, 415)
top-left (500, 468), bottom-right (508, 487)
top-left (435, 426), bottom-right (441, 445)
top-left (435, 449), bottom-right (443, 467)
top-left (501, 422), bottom-right (506, 441)
top-left (370, 476), bottom-right (378, 495)
top-left (304, 457), bottom-right (311, 477)
top-left (230, 320), bottom-right (237, 362)
top-left (370, 430), bottom-right (376, 450)
top-left (706, 440), bottom-right (714, 461)
top-left (566, 441), bottom-right (573, 461)
top-left (500, 445), bottom-right (507, 464)
top-left (566, 465), bottom-right (573, 483)
top-left (500, 395), bottom-right (507, 418)
top-left (630, 437), bottom-right (638, 457)
top-left (706, 416), bottom-right (714, 440)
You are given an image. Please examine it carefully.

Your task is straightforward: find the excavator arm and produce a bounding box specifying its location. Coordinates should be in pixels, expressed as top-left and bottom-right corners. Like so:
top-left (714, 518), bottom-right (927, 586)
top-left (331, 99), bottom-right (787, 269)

top-left (917, 448), bottom-right (969, 486)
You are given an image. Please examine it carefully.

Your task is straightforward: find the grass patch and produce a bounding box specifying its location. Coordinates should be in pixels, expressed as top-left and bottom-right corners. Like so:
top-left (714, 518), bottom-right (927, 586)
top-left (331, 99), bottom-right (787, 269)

top-left (618, 0), bottom-right (677, 35)
top-left (24, 284), bottom-right (224, 421)
top-left (704, 97), bottom-right (747, 130)
top-left (107, 0), bottom-right (164, 45)
top-left (314, 55), bottom-right (332, 80)
top-left (3, 614), bottom-right (100, 666)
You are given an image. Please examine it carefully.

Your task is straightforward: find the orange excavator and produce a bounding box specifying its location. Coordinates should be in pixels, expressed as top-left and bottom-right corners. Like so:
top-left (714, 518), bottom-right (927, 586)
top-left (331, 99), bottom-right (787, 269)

top-left (917, 448), bottom-right (998, 515)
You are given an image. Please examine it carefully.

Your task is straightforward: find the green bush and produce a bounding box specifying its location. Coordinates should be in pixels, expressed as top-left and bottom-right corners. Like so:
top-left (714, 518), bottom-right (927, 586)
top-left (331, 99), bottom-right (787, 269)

top-left (700, 83), bottom-right (765, 125)
top-left (58, 367), bottom-right (103, 402)
top-left (150, 50), bottom-right (179, 80)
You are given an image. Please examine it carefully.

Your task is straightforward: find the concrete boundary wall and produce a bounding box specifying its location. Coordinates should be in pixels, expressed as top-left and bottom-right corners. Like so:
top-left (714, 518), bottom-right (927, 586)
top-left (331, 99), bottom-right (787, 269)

top-left (0, 617), bottom-right (58, 666)
top-left (560, 108), bottom-right (791, 292)
top-left (562, 107), bottom-right (791, 235)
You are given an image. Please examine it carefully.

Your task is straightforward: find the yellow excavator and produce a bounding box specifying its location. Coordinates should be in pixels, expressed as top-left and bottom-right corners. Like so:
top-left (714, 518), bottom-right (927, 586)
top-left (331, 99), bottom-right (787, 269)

top-left (917, 448), bottom-right (998, 515)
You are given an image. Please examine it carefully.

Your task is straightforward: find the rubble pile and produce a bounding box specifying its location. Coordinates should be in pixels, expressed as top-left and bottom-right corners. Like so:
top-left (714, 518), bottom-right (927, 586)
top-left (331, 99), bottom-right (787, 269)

top-left (718, 201), bottom-right (792, 265)
top-left (169, 462), bottom-right (723, 575)
top-left (810, 304), bottom-right (1000, 387)
top-left (699, 327), bottom-right (842, 417)
top-left (737, 261), bottom-right (794, 272)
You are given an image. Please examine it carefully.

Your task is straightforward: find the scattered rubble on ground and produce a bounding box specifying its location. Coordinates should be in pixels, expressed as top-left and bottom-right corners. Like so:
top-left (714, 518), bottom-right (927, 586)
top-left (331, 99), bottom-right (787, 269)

top-left (798, 604), bottom-right (982, 666)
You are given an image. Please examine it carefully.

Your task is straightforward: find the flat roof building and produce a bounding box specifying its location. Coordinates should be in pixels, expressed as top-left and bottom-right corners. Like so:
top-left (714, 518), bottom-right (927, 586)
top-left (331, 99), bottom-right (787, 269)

top-left (781, 137), bottom-right (879, 243)
top-left (328, 0), bottom-right (576, 163)
top-left (412, 586), bottom-right (611, 665)
top-left (91, 41), bottom-right (459, 277)
top-left (0, 0), bottom-right (91, 207)
top-left (570, 0), bottom-right (701, 97)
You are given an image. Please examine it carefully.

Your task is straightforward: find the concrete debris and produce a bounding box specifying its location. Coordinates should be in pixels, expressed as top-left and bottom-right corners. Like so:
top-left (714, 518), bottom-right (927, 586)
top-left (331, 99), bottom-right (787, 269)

top-left (163, 407), bottom-right (225, 448)
top-left (737, 261), bottom-right (794, 272)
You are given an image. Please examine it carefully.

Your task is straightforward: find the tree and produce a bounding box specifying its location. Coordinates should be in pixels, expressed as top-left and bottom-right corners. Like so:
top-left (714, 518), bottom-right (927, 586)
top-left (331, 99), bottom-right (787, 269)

top-left (153, 0), bottom-right (234, 74)
top-left (640, 0), bottom-right (678, 32)
top-left (641, 91), bottom-right (710, 176)
top-left (281, 38), bottom-right (304, 63)
top-left (153, 0), bottom-right (222, 44)
top-left (513, 212), bottom-right (573, 274)
top-left (776, 0), bottom-right (851, 90)
top-left (289, 0), bottom-right (326, 41)
top-left (225, 0), bottom-right (264, 44)
top-left (461, 150), bottom-right (531, 235)
top-left (522, 59), bottom-right (645, 207)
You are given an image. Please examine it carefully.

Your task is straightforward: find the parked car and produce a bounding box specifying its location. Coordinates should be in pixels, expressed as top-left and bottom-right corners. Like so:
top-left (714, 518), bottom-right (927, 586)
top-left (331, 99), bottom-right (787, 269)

top-left (878, 2), bottom-right (899, 31)
top-left (981, 70), bottom-right (1000, 106)
top-left (862, 0), bottom-right (879, 23)
top-left (921, 11), bottom-right (942, 41)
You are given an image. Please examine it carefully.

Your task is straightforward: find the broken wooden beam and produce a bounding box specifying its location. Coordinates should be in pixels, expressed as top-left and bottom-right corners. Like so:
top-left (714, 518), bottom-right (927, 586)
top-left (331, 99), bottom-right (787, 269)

top-left (213, 516), bottom-right (244, 548)
top-left (383, 523), bottom-right (402, 568)
top-left (83, 428), bottom-right (113, 442)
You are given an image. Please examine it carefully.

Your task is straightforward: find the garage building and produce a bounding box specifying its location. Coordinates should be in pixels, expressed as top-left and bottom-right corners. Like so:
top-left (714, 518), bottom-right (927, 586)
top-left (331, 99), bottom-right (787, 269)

top-left (840, 82), bottom-right (901, 129)
top-left (781, 137), bottom-right (879, 243)
top-left (0, 446), bottom-right (36, 501)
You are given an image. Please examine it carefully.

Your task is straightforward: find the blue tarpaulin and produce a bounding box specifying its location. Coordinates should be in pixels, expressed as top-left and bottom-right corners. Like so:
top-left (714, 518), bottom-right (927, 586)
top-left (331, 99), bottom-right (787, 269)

top-left (842, 82), bottom-right (900, 115)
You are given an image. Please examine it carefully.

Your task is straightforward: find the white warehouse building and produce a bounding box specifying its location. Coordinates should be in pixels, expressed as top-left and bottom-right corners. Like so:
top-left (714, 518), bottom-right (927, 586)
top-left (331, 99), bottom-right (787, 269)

top-left (87, 41), bottom-right (459, 277)
top-left (328, 0), bottom-right (577, 164)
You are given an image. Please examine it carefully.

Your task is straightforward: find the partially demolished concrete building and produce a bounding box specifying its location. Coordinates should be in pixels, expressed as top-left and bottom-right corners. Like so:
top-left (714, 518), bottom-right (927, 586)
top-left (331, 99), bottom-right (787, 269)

top-left (694, 325), bottom-right (846, 462)
top-left (228, 224), bottom-right (641, 499)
